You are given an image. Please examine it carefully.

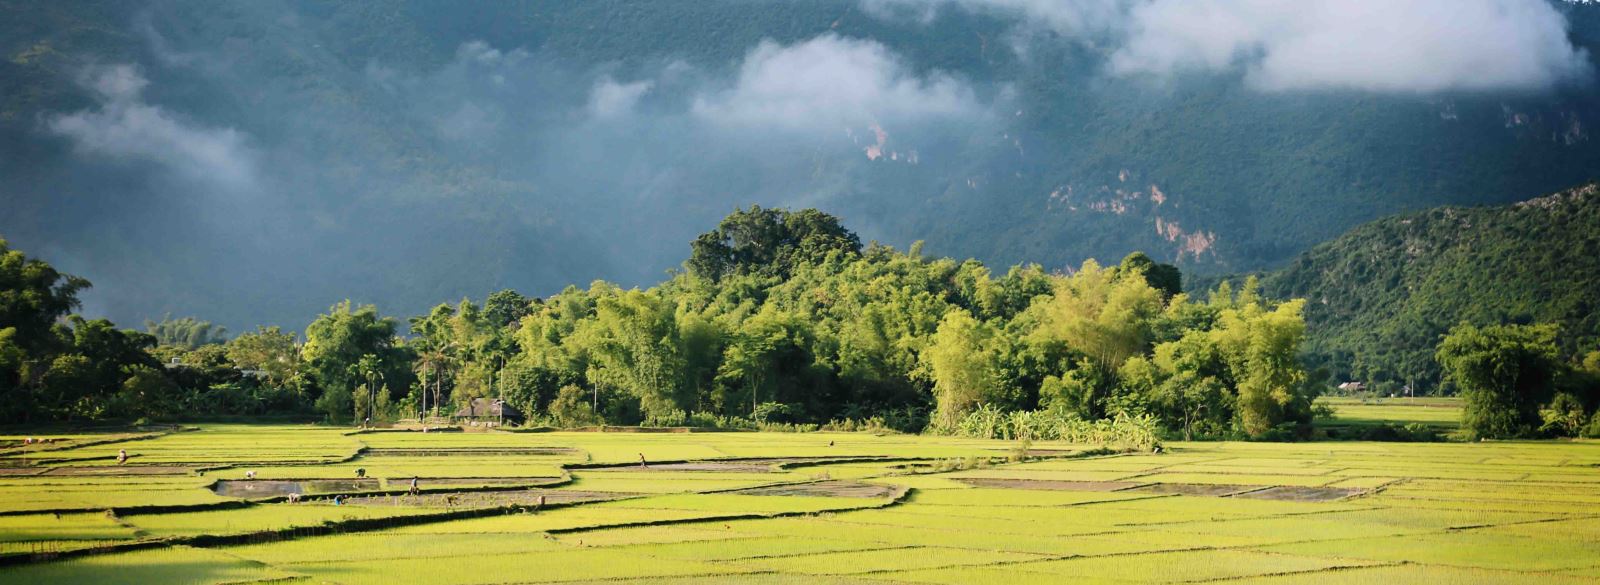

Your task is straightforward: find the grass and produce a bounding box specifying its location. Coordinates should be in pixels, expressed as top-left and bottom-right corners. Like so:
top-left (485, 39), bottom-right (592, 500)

top-left (286, 547), bottom-right (742, 584)
top-left (2, 423), bottom-right (1600, 583)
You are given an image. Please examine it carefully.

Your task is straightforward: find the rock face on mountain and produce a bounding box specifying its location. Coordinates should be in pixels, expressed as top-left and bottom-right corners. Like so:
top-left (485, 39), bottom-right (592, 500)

top-left (3, 1), bottom-right (1599, 329)
top-left (1261, 184), bottom-right (1600, 392)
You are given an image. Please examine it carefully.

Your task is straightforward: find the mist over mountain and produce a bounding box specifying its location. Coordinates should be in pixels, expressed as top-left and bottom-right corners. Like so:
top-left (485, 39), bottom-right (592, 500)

top-left (3, 0), bottom-right (1599, 331)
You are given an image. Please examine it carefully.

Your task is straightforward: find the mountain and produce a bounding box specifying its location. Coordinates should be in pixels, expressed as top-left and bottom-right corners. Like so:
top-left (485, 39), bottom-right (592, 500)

top-left (1259, 183), bottom-right (1600, 393)
top-left (2, 1), bottom-right (1599, 330)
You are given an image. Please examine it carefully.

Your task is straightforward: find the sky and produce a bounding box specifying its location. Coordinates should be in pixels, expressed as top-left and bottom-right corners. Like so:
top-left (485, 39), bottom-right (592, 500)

top-left (2, 0), bottom-right (1594, 333)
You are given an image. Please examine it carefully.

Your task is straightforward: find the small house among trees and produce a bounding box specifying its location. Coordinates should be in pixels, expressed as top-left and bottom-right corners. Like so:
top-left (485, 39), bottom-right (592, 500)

top-left (452, 398), bottom-right (523, 426)
top-left (1336, 382), bottom-right (1366, 393)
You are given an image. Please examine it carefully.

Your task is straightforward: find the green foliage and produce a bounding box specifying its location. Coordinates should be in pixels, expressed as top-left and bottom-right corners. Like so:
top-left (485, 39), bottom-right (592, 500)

top-left (950, 405), bottom-right (1161, 451)
top-left (143, 315), bottom-right (227, 349)
top-left (224, 326), bottom-right (302, 387)
top-left (1261, 185), bottom-right (1600, 393)
top-left (0, 208), bottom-right (1318, 435)
top-left (1436, 322), bottom-right (1562, 439)
top-left (548, 384), bottom-right (600, 427)
top-left (926, 309), bottom-right (1014, 430)
top-left (304, 301), bottom-right (412, 422)
top-left (688, 206), bottom-right (861, 282)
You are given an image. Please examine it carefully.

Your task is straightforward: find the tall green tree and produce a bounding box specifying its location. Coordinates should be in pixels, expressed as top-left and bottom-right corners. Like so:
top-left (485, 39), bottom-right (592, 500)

top-left (225, 326), bottom-right (302, 388)
top-left (304, 301), bottom-right (407, 423)
top-left (1437, 323), bottom-right (1562, 439)
top-left (926, 309), bottom-right (1012, 430)
top-left (144, 316), bottom-right (228, 349)
top-left (688, 206), bottom-right (861, 281)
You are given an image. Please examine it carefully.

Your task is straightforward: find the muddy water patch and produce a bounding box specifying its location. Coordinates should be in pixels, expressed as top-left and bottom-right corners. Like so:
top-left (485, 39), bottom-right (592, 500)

top-left (1124, 483), bottom-right (1260, 497)
top-left (341, 489), bottom-right (633, 508)
top-left (1232, 486), bottom-right (1366, 502)
top-left (213, 478), bottom-right (379, 497)
top-left (955, 478), bottom-right (1144, 492)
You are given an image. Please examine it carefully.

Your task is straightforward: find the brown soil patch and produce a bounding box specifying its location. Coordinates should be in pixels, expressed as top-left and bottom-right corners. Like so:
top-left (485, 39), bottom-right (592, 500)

top-left (0, 467), bottom-right (46, 477)
top-left (599, 457), bottom-right (871, 473)
top-left (636, 462), bottom-right (779, 472)
top-left (955, 478), bottom-right (1143, 492)
top-left (733, 480), bottom-right (900, 498)
top-left (213, 478), bottom-right (379, 497)
top-left (411, 477), bottom-right (564, 487)
top-left (362, 447), bottom-right (579, 457)
top-left (1125, 483), bottom-right (1260, 497)
top-left (341, 489), bottom-right (633, 508)
top-left (1232, 486), bottom-right (1366, 502)
top-left (41, 466), bottom-right (197, 477)
top-left (1014, 449), bottom-right (1086, 457)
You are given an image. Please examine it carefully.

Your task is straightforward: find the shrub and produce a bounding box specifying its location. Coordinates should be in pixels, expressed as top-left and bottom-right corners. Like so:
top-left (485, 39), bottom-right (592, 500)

top-left (945, 406), bottom-right (1161, 451)
top-left (643, 409), bottom-right (687, 427)
top-left (752, 402), bottom-right (802, 424)
top-left (549, 385), bottom-right (601, 427)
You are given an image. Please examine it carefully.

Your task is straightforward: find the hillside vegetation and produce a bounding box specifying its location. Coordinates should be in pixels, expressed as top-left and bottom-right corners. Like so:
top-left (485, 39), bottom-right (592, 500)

top-left (1262, 184), bottom-right (1600, 393)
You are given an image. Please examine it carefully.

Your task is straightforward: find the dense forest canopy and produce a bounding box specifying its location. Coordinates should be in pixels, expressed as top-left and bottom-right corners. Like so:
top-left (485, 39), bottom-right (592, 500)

top-left (3, 1), bottom-right (1600, 330)
top-left (4, 199), bottom-right (1598, 440)
top-left (0, 208), bottom-right (1322, 440)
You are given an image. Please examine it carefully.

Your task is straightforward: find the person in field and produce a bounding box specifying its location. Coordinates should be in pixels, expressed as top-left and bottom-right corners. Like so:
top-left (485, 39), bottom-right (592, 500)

top-left (409, 476), bottom-right (419, 495)
top-left (638, 453), bottom-right (648, 468)
top-left (355, 468), bottom-right (365, 479)
top-left (116, 449), bottom-right (127, 465)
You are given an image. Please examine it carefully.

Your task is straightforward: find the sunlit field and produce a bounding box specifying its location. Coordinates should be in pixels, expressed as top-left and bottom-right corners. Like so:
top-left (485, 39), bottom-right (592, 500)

top-left (1316, 396), bottom-right (1463, 430)
top-left (1, 424), bottom-right (1598, 584)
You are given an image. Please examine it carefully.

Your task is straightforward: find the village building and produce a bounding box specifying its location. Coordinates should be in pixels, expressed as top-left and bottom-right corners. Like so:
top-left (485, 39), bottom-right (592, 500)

top-left (452, 398), bottom-right (523, 426)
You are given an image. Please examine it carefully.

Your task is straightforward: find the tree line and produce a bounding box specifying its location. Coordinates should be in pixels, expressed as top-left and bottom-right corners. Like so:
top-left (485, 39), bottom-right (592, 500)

top-left (6, 206), bottom-right (1592, 439)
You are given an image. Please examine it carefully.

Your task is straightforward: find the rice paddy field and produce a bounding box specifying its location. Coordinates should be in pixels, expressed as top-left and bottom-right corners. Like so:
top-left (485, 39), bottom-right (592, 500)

top-left (1315, 397), bottom-right (1464, 431)
top-left (2, 418), bottom-right (1599, 584)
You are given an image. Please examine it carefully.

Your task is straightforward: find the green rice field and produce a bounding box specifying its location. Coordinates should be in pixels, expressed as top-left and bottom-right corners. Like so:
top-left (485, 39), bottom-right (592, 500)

top-left (1315, 396), bottom-right (1464, 431)
top-left (2, 423), bottom-right (1598, 584)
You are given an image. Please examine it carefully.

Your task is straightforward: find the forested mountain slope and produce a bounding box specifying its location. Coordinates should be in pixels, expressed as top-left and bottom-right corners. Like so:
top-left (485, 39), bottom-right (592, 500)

top-left (1260, 184), bottom-right (1600, 393)
top-left (2, 1), bottom-right (1599, 329)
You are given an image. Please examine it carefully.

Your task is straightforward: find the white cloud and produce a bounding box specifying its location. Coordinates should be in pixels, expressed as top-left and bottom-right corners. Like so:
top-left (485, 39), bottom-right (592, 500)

top-left (865, 0), bottom-right (1592, 93)
top-left (455, 40), bottom-right (529, 67)
top-left (692, 34), bottom-right (980, 130)
top-left (588, 77), bottom-right (654, 120)
top-left (1111, 0), bottom-right (1591, 93)
top-left (47, 65), bottom-right (258, 191)
top-left (436, 102), bottom-right (501, 141)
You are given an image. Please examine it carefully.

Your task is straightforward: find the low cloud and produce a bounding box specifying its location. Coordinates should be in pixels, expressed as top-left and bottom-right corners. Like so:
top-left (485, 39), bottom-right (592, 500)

top-left (692, 34), bottom-right (981, 130)
top-left (588, 77), bottom-right (654, 120)
top-left (455, 40), bottom-right (529, 68)
top-left (1111, 0), bottom-right (1591, 93)
top-left (46, 64), bottom-right (258, 192)
top-left (866, 0), bottom-right (1592, 93)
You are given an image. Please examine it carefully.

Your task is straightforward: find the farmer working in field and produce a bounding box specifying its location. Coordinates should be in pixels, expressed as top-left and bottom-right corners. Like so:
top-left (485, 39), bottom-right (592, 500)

top-left (409, 476), bottom-right (420, 495)
top-left (638, 453), bottom-right (648, 468)
top-left (116, 449), bottom-right (128, 465)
